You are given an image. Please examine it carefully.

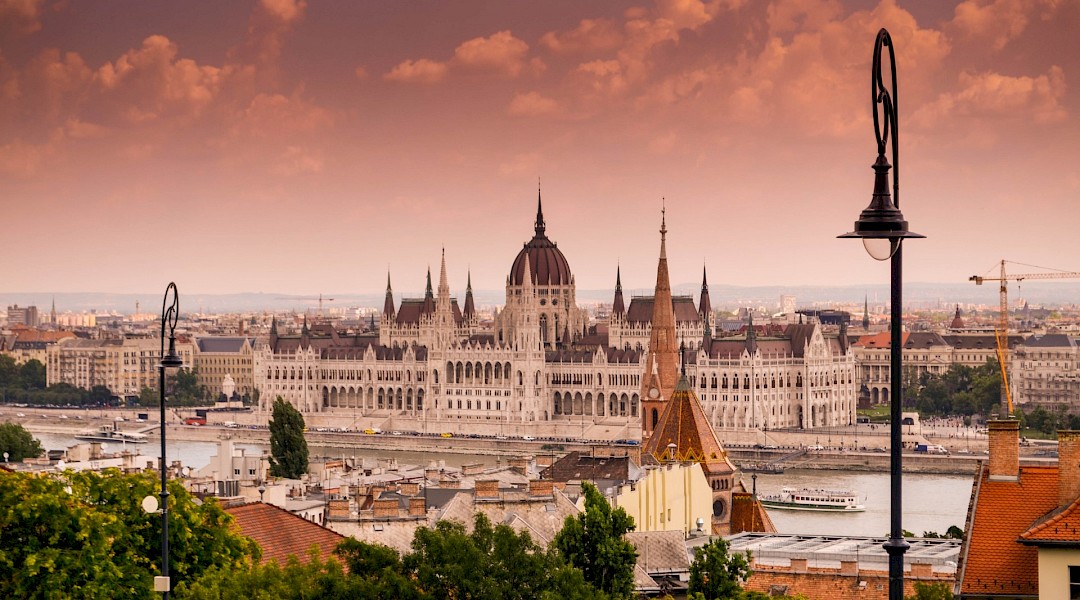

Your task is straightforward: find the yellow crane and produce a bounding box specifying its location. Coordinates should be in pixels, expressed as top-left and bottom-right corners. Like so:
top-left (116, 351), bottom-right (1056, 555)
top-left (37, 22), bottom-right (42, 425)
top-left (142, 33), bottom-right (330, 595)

top-left (970, 260), bottom-right (1080, 414)
top-left (275, 293), bottom-right (335, 317)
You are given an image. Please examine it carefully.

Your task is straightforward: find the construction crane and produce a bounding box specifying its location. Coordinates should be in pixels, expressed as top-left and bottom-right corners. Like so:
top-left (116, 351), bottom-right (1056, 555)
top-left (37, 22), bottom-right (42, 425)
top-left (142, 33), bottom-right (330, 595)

top-left (970, 260), bottom-right (1080, 415)
top-left (275, 294), bottom-right (335, 317)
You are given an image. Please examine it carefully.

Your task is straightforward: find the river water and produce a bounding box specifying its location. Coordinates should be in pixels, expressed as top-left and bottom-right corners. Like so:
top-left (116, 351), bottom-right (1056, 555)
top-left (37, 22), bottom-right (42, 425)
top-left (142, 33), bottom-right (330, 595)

top-left (34, 432), bottom-right (974, 538)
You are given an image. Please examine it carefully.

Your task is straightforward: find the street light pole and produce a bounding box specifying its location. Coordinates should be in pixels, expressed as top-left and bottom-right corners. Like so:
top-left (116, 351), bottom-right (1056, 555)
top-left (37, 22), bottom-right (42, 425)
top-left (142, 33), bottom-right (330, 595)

top-left (157, 283), bottom-right (184, 598)
top-left (839, 28), bottom-right (924, 600)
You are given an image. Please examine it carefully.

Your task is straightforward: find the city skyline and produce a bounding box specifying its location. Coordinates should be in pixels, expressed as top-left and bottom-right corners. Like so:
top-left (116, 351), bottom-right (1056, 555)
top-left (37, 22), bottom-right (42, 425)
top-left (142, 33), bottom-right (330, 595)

top-left (2, 0), bottom-right (1078, 296)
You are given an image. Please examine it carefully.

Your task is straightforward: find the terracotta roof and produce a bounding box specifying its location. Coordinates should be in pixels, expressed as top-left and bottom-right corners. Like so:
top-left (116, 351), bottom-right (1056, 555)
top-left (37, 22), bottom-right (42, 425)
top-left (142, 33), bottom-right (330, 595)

top-left (226, 502), bottom-right (345, 566)
top-left (643, 375), bottom-right (736, 477)
top-left (729, 492), bottom-right (776, 534)
top-left (1019, 495), bottom-right (1080, 546)
top-left (958, 464), bottom-right (1058, 597)
top-left (541, 451), bottom-right (638, 482)
top-left (625, 296), bottom-right (701, 325)
top-left (853, 331), bottom-right (909, 349)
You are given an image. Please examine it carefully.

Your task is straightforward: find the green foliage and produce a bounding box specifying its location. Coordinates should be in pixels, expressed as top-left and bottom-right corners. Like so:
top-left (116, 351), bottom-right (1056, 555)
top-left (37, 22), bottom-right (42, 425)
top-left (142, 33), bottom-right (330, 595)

top-left (687, 537), bottom-right (753, 600)
top-left (906, 581), bottom-right (954, 600)
top-left (0, 421), bottom-right (43, 461)
top-left (921, 526), bottom-right (964, 540)
top-left (269, 397), bottom-right (309, 479)
top-left (554, 481), bottom-right (637, 599)
top-left (0, 469), bottom-right (258, 599)
top-left (905, 360), bottom-right (1004, 417)
top-left (19, 359), bottom-right (47, 389)
top-left (176, 550), bottom-right (358, 600)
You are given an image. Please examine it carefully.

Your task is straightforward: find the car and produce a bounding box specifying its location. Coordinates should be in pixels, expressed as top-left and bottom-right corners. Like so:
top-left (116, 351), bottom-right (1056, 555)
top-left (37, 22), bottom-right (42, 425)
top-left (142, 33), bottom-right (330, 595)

top-left (440, 432), bottom-right (453, 438)
top-left (806, 444), bottom-right (824, 451)
top-left (495, 435), bottom-right (508, 440)
top-left (115, 417), bottom-right (125, 422)
top-left (15, 413), bottom-right (25, 417)
top-left (391, 431), bottom-right (403, 436)
top-left (363, 428), bottom-right (377, 435)
top-left (59, 415), bottom-right (69, 419)
top-left (522, 435), bottom-right (536, 441)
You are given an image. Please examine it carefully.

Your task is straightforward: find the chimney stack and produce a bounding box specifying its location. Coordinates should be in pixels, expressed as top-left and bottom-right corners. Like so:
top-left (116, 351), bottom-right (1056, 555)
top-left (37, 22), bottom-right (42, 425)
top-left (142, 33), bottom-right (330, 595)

top-left (987, 419), bottom-right (1020, 482)
top-left (1058, 430), bottom-right (1080, 508)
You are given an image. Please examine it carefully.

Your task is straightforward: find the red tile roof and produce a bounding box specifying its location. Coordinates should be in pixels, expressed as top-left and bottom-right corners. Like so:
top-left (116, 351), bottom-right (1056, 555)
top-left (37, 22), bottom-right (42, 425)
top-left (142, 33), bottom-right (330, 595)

top-left (643, 375), bottom-right (735, 478)
top-left (225, 502), bottom-right (345, 566)
top-left (958, 464), bottom-right (1058, 597)
top-left (1019, 495), bottom-right (1080, 546)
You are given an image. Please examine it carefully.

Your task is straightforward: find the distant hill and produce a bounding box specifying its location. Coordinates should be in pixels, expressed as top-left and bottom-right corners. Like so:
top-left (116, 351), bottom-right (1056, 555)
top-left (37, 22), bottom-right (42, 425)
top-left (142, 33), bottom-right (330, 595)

top-left (5, 281), bottom-right (1079, 315)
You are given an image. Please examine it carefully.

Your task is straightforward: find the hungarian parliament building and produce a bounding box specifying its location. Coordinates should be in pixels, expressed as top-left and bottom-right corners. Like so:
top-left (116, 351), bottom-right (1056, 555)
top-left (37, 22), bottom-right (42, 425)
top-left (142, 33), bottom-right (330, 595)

top-left (253, 195), bottom-right (858, 436)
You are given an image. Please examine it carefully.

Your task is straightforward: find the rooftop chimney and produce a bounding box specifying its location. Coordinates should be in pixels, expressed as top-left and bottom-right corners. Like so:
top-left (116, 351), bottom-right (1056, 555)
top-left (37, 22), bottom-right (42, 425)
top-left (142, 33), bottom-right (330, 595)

top-left (1059, 430), bottom-right (1080, 508)
top-left (987, 419), bottom-right (1020, 482)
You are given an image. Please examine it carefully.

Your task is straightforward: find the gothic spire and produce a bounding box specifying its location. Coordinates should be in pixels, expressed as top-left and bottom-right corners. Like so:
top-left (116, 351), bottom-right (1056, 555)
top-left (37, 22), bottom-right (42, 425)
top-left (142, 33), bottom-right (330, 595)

top-left (862, 294), bottom-right (870, 329)
top-left (425, 267), bottom-right (433, 299)
top-left (534, 182), bottom-right (546, 237)
top-left (383, 272), bottom-right (395, 317)
top-left (612, 265), bottom-right (625, 316)
top-left (745, 309), bottom-right (758, 355)
top-left (463, 270), bottom-right (476, 319)
top-left (698, 263), bottom-right (712, 317)
top-left (641, 206), bottom-right (679, 439)
top-left (438, 248), bottom-right (450, 299)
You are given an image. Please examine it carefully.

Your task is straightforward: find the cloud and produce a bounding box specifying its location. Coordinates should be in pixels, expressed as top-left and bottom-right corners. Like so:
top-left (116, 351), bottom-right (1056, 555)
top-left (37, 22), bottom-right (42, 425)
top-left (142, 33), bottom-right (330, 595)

top-left (655, 0), bottom-right (721, 30)
top-left (507, 91), bottom-right (558, 117)
top-left (385, 30), bottom-right (534, 83)
top-left (259, 0), bottom-right (306, 24)
top-left (354, 65), bottom-right (369, 79)
top-left (94, 35), bottom-right (224, 123)
top-left (452, 30), bottom-right (530, 76)
top-left (540, 18), bottom-right (623, 55)
top-left (0, 0), bottom-right (44, 34)
top-left (911, 66), bottom-right (1067, 131)
top-left (384, 58), bottom-right (449, 84)
top-left (232, 90), bottom-right (333, 137)
top-left (0, 128), bottom-right (61, 175)
top-left (498, 151), bottom-right (541, 177)
top-left (948, 0), bottom-right (1060, 50)
top-left (766, 0), bottom-right (843, 35)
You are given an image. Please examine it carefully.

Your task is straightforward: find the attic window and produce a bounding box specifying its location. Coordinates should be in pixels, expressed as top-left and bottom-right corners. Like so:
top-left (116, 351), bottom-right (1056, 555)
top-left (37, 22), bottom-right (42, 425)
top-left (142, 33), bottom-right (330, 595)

top-left (372, 524), bottom-right (384, 532)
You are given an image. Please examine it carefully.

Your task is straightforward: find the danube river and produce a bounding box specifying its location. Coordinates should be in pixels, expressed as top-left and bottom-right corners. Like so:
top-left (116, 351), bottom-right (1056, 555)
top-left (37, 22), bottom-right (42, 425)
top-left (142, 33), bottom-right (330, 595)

top-left (35, 432), bottom-right (974, 538)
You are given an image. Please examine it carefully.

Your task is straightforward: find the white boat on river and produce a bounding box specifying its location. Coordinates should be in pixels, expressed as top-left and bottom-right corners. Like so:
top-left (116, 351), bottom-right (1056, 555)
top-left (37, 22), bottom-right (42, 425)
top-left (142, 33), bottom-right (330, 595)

top-left (761, 487), bottom-right (865, 512)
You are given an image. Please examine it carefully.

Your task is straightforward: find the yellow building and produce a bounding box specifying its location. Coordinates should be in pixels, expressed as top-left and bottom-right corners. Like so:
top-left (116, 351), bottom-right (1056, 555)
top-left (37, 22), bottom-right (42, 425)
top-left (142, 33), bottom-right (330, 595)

top-left (612, 461), bottom-right (714, 535)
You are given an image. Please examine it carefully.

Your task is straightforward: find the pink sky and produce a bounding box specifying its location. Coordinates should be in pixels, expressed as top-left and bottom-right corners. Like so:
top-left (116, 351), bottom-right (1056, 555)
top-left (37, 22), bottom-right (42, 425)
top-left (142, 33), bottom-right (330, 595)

top-left (2, 0), bottom-right (1077, 297)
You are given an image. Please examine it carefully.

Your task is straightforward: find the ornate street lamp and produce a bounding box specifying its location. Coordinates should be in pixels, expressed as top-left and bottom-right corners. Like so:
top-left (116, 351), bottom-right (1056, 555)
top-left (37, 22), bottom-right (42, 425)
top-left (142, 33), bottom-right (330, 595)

top-left (838, 28), bottom-right (923, 600)
top-left (156, 283), bottom-right (184, 597)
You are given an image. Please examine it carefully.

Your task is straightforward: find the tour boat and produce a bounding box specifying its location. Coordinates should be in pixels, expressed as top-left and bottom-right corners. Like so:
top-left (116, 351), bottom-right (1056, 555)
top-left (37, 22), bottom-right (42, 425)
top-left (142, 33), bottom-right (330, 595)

top-left (760, 487), bottom-right (865, 512)
top-left (75, 423), bottom-right (148, 444)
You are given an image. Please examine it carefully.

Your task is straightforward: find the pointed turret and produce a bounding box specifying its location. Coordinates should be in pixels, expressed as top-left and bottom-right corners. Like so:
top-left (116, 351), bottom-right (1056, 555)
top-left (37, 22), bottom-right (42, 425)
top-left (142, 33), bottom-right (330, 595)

top-left (463, 271), bottom-right (476, 319)
top-left (438, 248), bottom-right (450, 299)
top-left (421, 267), bottom-right (436, 314)
top-left (300, 315), bottom-right (310, 348)
top-left (535, 185), bottom-right (546, 237)
top-left (642, 356), bottom-right (739, 535)
top-left (699, 264), bottom-right (712, 317)
top-left (612, 266), bottom-right (625, 316)
top-left (50, 296), bottom-right (57, 326)
top-left (839, 319), bottom-right (850, 355)
top-left (641, 206), bottom-right (680, 440)
top-left (745, 310), bottom-right (758, 355)
top-left (862, 295), bottom-right (870, 330)
top-left (269, 316), bottom-right (279, 349)
top-left (425, 268), bottom-right (433, 299)
top-left (950, 304), bottom-right (965, 330)
top-left (383, 272), bottom-right (396, 318)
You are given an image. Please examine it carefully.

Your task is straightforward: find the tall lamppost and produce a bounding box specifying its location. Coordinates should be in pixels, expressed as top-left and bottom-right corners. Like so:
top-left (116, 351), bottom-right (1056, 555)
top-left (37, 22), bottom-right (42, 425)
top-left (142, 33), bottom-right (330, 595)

top-left (839, 28), bottom-right (923, 600)
top-left (157, 283), bottom-right (184, 597)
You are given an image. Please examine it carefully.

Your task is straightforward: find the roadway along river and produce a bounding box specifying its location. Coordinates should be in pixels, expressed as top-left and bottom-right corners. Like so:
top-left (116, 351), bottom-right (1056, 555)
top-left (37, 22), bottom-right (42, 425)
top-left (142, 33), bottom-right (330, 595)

top-left (34, 432), bottom-right (974, 538)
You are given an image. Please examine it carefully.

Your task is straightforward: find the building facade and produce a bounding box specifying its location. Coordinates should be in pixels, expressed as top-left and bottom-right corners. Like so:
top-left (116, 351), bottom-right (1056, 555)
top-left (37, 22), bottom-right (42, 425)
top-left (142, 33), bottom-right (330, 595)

top-left (46, 336), bottom-right (195, 397)
top-left (1011, 333), bottom-right (1080, 409)
top-left (252, 195), bottom-right (855, 436)
top-left (194, 336), bottom-right (258, 400)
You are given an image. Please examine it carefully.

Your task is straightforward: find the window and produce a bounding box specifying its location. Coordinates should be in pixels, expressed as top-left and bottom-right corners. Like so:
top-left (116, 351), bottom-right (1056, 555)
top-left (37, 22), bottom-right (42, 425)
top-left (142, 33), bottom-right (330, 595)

top-left (1071, 566), bottom-right (1080, 599)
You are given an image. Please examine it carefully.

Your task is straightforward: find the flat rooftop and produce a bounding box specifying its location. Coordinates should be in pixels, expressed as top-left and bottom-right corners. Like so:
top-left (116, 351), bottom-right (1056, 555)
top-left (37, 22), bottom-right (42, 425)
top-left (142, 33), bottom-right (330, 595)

top-left (726, 532), bottom-right (961, 574)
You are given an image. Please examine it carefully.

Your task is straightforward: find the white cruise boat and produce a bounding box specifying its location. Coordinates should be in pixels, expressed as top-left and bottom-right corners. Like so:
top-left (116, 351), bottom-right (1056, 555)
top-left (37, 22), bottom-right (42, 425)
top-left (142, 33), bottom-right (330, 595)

top-left (760, 487), bottom-right (865, 512)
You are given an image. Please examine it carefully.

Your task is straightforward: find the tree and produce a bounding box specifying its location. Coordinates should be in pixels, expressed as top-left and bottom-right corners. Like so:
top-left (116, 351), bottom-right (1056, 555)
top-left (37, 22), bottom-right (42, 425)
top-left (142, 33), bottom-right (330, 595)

top-left (0, 422), bottom-right (43, 461)
top-left (0, 469), bottom-right (258, 599)
top-left (906, 581), bottom-right (954, 600)
top-left (18, 359), bottom-right (46, 390)
top-left (269, 397), bottom-right (309, 479)
top-left (554, 481), bottom-right (637, 599)
top-left (687, 536), bottom-right (753, 600)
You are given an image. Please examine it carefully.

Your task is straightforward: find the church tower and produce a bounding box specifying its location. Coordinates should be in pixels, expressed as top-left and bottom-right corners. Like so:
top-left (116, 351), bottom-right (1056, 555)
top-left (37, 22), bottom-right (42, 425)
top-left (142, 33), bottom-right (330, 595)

top-left (641, 209), bottom-right (680, 441)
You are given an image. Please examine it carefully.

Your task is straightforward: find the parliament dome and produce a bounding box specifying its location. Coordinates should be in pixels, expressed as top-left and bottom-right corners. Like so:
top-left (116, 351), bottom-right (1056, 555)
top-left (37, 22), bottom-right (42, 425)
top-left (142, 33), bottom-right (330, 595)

top-left (509, 193), bottom-right (572, 286)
